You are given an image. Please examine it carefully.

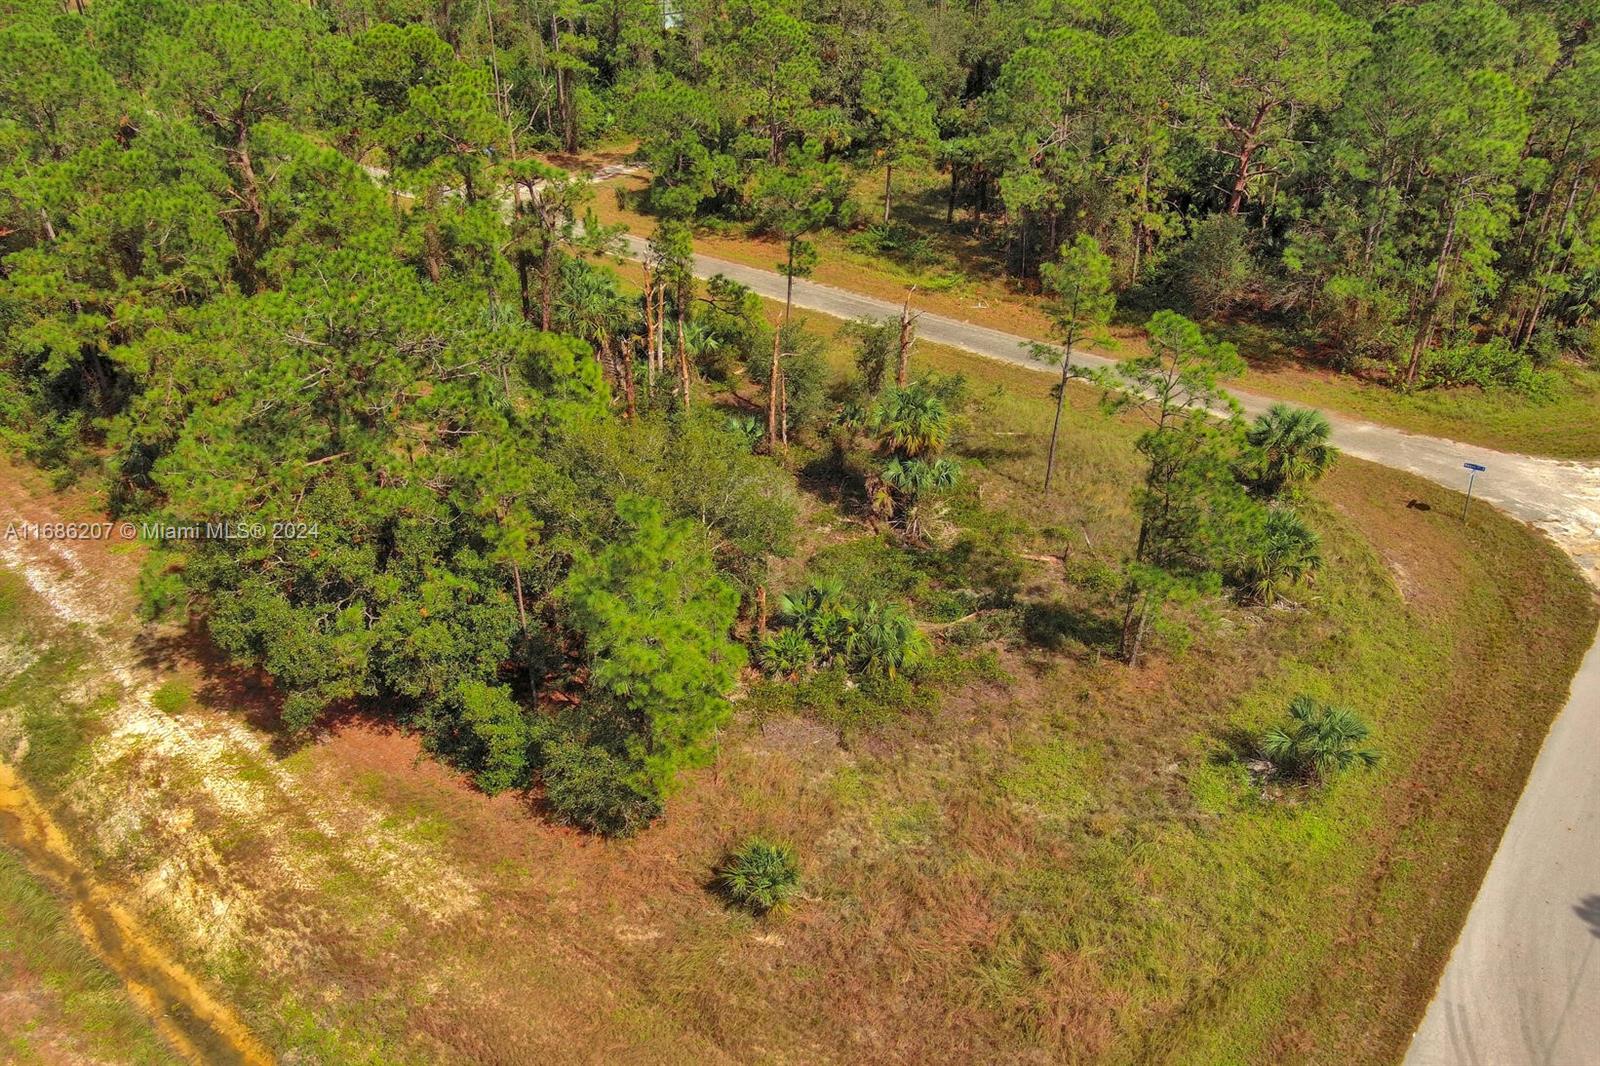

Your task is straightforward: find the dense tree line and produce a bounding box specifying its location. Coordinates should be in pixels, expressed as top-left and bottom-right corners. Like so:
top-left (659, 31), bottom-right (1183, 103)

top-left (0, 0), bottom-right (1538, 833)
top-left (369, 0), bottom-right (1600, 388)
top-left (0, 0), bottom-right (797, 831)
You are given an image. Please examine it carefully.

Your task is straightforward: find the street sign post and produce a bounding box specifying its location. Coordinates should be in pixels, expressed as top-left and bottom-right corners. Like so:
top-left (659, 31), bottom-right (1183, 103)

top-left (1462, 462), bottom-right (1486, 520)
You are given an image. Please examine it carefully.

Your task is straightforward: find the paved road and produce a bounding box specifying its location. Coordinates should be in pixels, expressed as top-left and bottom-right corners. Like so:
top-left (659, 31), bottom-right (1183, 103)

top-left (621, 233), bottom-right (1600, 1065)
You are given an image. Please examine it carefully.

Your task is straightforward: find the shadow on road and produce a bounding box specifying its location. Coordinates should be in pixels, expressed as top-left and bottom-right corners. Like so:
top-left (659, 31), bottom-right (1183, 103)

top-left (1575, 895), bottom-right (1600, 939)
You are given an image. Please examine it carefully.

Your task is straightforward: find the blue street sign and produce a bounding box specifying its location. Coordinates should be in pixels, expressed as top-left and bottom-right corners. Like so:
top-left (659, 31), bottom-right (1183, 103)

top-left (1461, 462), bottom-right (1486, 521)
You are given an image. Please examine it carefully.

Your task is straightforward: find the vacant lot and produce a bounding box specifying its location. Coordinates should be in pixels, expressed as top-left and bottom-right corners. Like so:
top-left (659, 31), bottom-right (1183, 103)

top-left (0, 325), bottom-right (1592, 1063)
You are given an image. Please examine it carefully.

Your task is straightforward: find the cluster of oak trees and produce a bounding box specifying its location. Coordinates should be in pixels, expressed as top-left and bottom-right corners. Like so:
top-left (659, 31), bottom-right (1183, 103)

top-left (0, 0), bottom-right (799, 833)
top-left (358, 0), bottom-right (1598, 388)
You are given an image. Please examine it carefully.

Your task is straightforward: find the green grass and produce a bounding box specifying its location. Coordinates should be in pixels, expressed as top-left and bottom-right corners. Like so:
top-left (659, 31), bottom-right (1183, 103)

top-left (0, 844), bottom-right (179, 1065)
top-left (679, 314), bottom-right (1598, 1062)
top-left (0, 294), bottom-right (1591, 1063)
top-left (150, 679), bottom-right (192, 715)
top-left (1236, 357), bottom-right (1600, 459)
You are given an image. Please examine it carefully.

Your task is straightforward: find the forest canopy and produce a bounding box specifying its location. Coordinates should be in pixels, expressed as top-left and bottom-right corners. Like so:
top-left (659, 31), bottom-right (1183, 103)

top-left (1, 0), bottom-right (1595, 830)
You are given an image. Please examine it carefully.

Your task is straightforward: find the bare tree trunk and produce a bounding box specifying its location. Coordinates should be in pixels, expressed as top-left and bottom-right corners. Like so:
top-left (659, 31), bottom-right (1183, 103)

top-left (1043, 324), bottom-right (1076, 491)
top-left (766, 328), bottom-right (781, 451)
top-left (510, 561), bottom-right (537, 701)
top-left (676, 300), bottom-right (690, 409)
top-left (1405, 200), bottom-right (1460, 385)
top-left (538, 243), bottom-right (555, 330)
top-left (784, 238), bottom-right (796, 322)
top-left (1120, 591), bottom-right (1151, 666)
top-left (516, 251), bottom-right (533, 321)
top-left (621, 338), bottom-right (637, 419)
top-left (643, 278), bottom-right (657, 394)
top-left (779, 370), bottom-right (789, 448)
top-left (883, 164), bottom-right (893, 224)
top-left (946, 164), bottom-right (958, 225)
top-left (1224, 102), bottom-right (1272, 217)
top-left (896, 291), bottom-right (916, 387)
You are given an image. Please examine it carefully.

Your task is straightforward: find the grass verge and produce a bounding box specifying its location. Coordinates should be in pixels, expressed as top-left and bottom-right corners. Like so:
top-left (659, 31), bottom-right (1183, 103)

top-left (589, 166), bottom-right (1600, 460)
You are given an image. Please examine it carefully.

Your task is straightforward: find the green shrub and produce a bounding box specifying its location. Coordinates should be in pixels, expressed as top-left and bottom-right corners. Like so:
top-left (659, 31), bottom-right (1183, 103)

top-left (778, 580), bottom-right (858, 661)
top-left (1232, 508), bottom-right (1322, 606)
top-left (454, 680), bottom-right (534, 794)
top-left (757, 628), bottom-right (815, 675)
top-left (847, 600), bottom-right (929, 678)
top-left (718, 838), bottom-right (800, 914)
top-left (846, 222), bottom-right (940, 269)
top-left (541, 741), bottom-right (664, 837)
top-left (1260, 695), bottom-right (1380, 785)
top-left (1421, 338), bottom-right (1559, 399)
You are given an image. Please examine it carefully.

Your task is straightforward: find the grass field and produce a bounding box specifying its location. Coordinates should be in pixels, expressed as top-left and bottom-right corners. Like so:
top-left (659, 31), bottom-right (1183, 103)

top-left (586, 163), bottom-right (1600, 461)
top-left (0, 590), bottom-right (180, 1066)
top-left (0, 312), bottom-right (1592, 1062)
top-left (0, 849), bottom-right (179, 1065)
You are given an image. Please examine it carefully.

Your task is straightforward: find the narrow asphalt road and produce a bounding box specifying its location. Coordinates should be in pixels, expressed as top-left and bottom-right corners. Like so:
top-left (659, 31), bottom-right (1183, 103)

top-left (622, 233), bottom-right (1600, 1065)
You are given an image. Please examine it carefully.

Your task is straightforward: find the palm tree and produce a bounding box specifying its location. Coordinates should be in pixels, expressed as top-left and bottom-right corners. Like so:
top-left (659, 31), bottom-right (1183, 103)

top-left (1260, 695), bottom-right (1380, 784)
top-left (880, 456), bottom-right (959, 541)
top-left (870, 382), bottom-right (950, 458)
top-left (1237, 508), bottom-right (1322, 605)
top-left (557, 263), bottom-right (634, 389)
top-left (1244, 404), bottom-right (1338, 499)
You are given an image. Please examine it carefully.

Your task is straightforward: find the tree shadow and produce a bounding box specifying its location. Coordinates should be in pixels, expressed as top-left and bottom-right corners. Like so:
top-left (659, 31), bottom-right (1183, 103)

top-left (956, 439), bottom-right (1033, 465)
top-left (1207, 725), bottom-right (1262, 769)
top-left (1575, 895), bottom-right (1600, 939)
top-left (795, 449), bottom-right (872, 513)
top-left (131, 621), bottom-right (407, 759)
top-left (1019, 599), bottom-right (1118, 654)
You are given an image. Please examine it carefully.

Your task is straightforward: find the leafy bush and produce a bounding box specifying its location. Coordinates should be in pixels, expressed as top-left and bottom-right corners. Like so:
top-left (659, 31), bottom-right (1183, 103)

top-left (777, 580), bottom-right (858, 661)
top-left (454, 680), bottom-right (534, 794)
top-left (1260, 695), bottom-right (1380, 784)
top-left (541, 741), bottom-right (664, 837)
top-left (1162, 215), bottom-right (1255, 318)
top-left (766, 580), bottom-right (930, 680)
top-left (743, 322), bottom-right (833, 437)
top-left (847, 316), bottom-right (898, 396)
top-left (718, 838), bottom-right (800, 914)
top-left (1420, 338), bottom-right (1559, 399)
top-left (846, 221), bottom-right (940, 269)
top-left (1241, 404), bottom-right (1338, 500)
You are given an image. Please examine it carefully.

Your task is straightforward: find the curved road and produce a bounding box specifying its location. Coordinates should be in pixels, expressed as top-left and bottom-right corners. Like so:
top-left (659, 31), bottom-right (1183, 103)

top-left (627, 234), bottom-right (1600, 1065)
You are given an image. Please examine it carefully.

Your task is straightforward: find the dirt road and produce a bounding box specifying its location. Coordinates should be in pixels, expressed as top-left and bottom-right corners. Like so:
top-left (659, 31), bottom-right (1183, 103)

top-left (624, 233), bottom-right (1600, 1066)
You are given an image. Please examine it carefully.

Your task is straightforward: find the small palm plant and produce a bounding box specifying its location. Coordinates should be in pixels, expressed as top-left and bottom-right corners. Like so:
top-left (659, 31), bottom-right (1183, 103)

top-left (1260, 695), bottom-right (1380, 784)
top-left (870, 382), bottom-right (951, 459)
top-left (718, 838), bottom-right (800, 914)
top-left (1244, 404), bottom-right (1338, 499)
top-left (757, 628), bottom-right (815, 676)
top-left (880, 456), bottom-right (960, 541)
top-left (778, 580), bottom-right (856, 661)
top-left (847, 600), bottom-right (930, 679)
top-left (1237, 508), bottom-right (1323, 605)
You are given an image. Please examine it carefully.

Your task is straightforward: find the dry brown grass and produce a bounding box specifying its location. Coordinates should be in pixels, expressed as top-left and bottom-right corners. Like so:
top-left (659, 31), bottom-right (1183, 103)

top-left (0, 318), bottom-right (1592, 1064)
